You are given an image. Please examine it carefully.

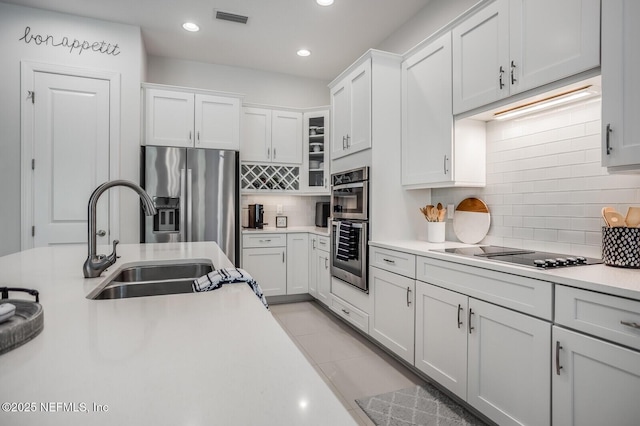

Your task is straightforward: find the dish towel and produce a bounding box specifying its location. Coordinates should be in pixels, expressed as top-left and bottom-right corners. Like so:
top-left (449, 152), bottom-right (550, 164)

top-left (336, 221), bottom-right (358, 261)
top-left (192, 268), bottom-right (269, 310)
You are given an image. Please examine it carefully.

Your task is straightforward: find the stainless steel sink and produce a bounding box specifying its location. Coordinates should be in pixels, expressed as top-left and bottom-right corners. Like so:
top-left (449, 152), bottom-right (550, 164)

top-left (88, 261), bottom-right (213, 300)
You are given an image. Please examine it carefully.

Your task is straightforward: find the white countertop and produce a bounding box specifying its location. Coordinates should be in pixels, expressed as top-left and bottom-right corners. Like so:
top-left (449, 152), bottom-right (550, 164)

top-left (0, 242), bottom-right (355, 425)
top-left (370, 240), bottom-right (640, 301)
top-left (242, 226), bottom-right (330, 236)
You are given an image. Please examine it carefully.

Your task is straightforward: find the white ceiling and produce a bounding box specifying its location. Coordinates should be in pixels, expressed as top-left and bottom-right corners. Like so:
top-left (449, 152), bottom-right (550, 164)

top-left (6, 0), bottom-right (431, 81)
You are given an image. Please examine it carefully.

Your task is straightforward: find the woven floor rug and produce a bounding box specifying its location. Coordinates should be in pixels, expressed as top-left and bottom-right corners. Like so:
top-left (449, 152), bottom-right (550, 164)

top-left (355, 383), bottom-right (488, 426)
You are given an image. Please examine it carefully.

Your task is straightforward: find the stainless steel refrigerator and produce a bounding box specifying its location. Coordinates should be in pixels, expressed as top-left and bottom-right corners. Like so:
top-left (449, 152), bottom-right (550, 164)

top-left (141, 146), bottom-right (239, 264)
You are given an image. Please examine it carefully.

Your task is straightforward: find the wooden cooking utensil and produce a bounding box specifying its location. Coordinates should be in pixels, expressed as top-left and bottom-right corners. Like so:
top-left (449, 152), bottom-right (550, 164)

top-left (626, 207), bottom-right (640, 227)
top-left (602, 207), bottom-right (615, 227)
top-left (604, 210), bottom-right (626, 227)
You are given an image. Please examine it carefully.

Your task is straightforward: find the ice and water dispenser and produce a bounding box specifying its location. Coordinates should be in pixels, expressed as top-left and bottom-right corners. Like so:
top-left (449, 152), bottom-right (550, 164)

top-left (152, 197), bottom-right (180, 233)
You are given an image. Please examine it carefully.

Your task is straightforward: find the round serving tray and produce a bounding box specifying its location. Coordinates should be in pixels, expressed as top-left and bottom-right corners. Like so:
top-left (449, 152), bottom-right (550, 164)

top-left (0, 300), bottom-right (44, 356)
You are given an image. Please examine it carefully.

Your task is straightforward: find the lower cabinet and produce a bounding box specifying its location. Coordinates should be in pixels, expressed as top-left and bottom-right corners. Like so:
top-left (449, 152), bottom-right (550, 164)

top-left (369, 266), bottom-right (415, 364)
top-left (242, 246), bottom-right (286, 296)
top-left (415, 280), bottom-right (551, 426)
top-left (286, 233), bottom-right (309, 295)
top-left (315, 242), bottom-right (331, 306)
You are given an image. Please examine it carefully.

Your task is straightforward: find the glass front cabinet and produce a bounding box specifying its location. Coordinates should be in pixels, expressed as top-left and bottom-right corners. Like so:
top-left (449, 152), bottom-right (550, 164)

top-left (303, 110), bottom-right (330, 194)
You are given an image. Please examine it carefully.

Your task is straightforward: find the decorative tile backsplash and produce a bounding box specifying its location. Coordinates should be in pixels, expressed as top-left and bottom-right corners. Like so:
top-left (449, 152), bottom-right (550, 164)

top-left (242, 194), bottom-right (330, 228)
top-left (433, 97), bottom-right (640, 258)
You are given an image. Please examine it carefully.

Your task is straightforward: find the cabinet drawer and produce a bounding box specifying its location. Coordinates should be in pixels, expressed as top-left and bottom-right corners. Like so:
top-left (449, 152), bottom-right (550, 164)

top-left (330, 295), bottom-right (369, 334)
top-left (242, 233), bottom-right (286, 248)
top-left (417, 256), bottom-right (553, 320)
top-left (556, 285), bottom-right (640, 351)
top-left (370, 247), bottom-right (416, 279)
top-left (317, 235), bottom-right (330, 253)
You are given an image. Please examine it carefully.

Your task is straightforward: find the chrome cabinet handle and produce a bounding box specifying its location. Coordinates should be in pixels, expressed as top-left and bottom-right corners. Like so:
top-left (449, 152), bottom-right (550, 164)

top-left (621, 320), bottom-right (640, 329)
top-left (274, 148), bottom-right (276, 159)
top-left (457, 304), bottom-right (463, 329)
top-left (324, 257), bottom-right (328, 269)
top-left (499, 66), bottom-right (505, 89)
top-left (197, 131), bottom-right (200, 142)
top-left (443, 155), bottom-right (448, 175)
top-left (510, 60), bottom-right (517, 84)
top-left (282, 251), bottom-right (285, 263)
top-left (267, 147), bottom-right (270, 159)
top-left (555, 341), bottom-right (563, 375)
top-left (319, 240), bottom-right (327, 246)
top-left (346, 134), bottom-right (351, 148)
top-left (96, 229), bottom-right (106, 237)
top-left (383, 258), bottom-right (396, 264)
top-left (342, 136), bottom-right (346, 149)
top-left (342, 308), bottom-right (350, 315)
top-left (606, 124), bottom-right (613, 155)
top-left (312, 239), bottom-right (317, 249)
top-left (259, 239), bottom-right (272, 243)
top-left (468, 308), bottom-right (474, 334)
top-left (324, 178), bottom-right (327, 188)
top-left (406, 287), bottom-right (411, 307)
top-left (189, 131), bottom-right (192, 141)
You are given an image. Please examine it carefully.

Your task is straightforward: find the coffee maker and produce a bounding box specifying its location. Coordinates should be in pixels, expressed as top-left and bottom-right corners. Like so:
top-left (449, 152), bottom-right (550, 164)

top-left (247, 204), bottom-right (265, 229)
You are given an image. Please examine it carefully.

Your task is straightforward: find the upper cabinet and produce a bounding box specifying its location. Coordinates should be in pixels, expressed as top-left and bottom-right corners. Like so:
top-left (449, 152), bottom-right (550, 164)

top-left (241, 107), bottom-right (302, 164)
top-left (452, 0), bottom-right (601, 115)
top-left (303, 110), bottom-right (330, 193)
top-left (143, 85), bottom-right (241, 150)
top-left (601, 0), bottom-right (640, 172)
top-left (401, 32), bottom-right (486, 188)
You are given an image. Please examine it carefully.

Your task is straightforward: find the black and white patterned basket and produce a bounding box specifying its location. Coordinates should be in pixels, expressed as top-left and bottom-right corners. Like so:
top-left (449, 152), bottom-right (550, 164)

top-left (602, 226), bottom-right (640, 268)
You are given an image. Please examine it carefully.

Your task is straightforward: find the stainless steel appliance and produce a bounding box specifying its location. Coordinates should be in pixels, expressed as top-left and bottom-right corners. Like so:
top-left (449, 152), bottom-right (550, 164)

top-left (141, 146), bottom-right (239, 264)
top-left (315, 202), bottom-right (330, 227)
top-left (247, 204), bottom-right (265, 229)
top-left (330, 167), bottom-right (369, 292)
top-left (433, 246), bottom-right (602, 269)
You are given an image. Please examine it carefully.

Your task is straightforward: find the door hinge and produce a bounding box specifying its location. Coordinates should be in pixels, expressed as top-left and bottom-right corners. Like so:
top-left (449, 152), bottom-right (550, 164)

top-left (31, 159), bottom-right (35, 170)
top-left (31, 226), bottom-right (35, 237)
top-left (27, 91), bottom-right (35, 104)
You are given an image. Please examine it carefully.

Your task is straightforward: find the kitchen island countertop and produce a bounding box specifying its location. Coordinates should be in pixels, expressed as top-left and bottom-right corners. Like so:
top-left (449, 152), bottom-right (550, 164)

top-left (0, 242), bottom-right (355, 425)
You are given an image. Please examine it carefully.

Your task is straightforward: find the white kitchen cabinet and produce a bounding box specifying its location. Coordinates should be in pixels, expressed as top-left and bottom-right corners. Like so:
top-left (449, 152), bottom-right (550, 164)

top-left (242, 246), bottom-right (286, 297)
top-left (315, 246), bottom-right (331, 306)
top-left (144, 86), bottom-right (240, 150)
top-left (369, 266), bottom-right (415, 364)
top-left (602, 0), bottom-right (640, 172)
top-left (415, 281), bottom-right (551, 426)
top-left (302, 110), bottom-right (330, 193)
top-left (452, 0), bottom-right (600, 114)
top-left (552, 326), bottom-right (640, 426)
top-left (241, 107), bottom-right (302, 164)
top-left (286, 233), bottom-right (309, 295)
top-left (308, 235), bottom-right (319, 298)
top-left (402, 32), bottom-right (486, 188)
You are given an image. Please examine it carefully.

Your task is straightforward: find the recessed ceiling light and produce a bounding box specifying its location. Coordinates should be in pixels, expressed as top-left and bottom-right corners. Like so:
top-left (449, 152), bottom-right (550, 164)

top-left (297, 49), bottom-right (311, 57)
top-left (316, 0), bottom-right (334, 6)
top-left (182, 22), bottom-right (200, 32)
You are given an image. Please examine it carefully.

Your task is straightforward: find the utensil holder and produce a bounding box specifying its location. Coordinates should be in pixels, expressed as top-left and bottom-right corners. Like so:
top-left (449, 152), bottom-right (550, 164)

top-left (427, 222), bottom-right (445, 243)
top-left (602, 226), bottom-right (640, 268)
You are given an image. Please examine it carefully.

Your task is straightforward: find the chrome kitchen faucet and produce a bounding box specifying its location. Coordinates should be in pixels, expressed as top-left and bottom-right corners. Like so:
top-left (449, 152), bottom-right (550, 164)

top-left (82, 180), bottom-right (157, 278)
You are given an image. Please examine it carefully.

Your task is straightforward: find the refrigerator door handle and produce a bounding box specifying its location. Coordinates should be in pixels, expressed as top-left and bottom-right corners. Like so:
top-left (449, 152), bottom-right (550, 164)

top-left (180, 168), bottom-right (187, 242)
top-left (187, 168), bottom-right (193, 242)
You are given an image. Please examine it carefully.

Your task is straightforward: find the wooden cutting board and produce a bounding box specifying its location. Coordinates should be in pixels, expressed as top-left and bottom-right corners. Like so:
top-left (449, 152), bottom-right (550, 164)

top-left (453, 197), bottom-right (491, 244)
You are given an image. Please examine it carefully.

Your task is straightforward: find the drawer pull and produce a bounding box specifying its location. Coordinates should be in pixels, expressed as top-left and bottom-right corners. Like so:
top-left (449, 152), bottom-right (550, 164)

top-left (457, 304), bottom-right (463, 329)
top-left (383, 258), bottom-right (396, 264)
top-left (621, 320), bottom-right (640, 329)
top-left (259, 239), bottom-right (272, 243)
top-left (406, 287), bottom-right (412, 307)
top-left (341, 308), bottom-right (350, 316)
top-left (468, 308), bottom-right (474, 334)
top-left (555, 341), bottom-right (563, 375)
top-left (319, 240), bottom-right (327, 246)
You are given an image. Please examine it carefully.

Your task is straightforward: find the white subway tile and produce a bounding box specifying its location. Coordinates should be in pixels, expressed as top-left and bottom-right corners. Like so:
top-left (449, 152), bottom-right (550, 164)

top-left (558, 230), bottom-right (585, 244)
top-left (523, 216), bottom-right (546, 228)
top-left (534, 228), bottom-right (558, 241)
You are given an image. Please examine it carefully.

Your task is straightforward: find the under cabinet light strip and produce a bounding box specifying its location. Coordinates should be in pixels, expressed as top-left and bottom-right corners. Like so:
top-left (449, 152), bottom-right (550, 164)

top-left (493, 85), bottom-right (597, 121)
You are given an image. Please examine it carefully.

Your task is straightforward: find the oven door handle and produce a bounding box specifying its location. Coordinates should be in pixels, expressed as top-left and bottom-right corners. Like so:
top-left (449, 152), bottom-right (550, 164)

top-left (332, 182), bottom-right (365, 191)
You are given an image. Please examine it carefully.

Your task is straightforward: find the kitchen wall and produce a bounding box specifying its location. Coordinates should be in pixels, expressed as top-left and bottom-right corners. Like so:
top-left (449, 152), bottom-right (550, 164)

top-left (433, 97), bottom-right (640, 258)
top-left (0, 3), bottom-right (144, 256)
top-left (242, 195), bottom-right (330, 228)
top-left (147, 56), bottom-right (330, 107)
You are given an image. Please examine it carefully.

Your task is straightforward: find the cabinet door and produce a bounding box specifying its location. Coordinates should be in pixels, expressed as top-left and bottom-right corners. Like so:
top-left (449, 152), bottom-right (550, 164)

top-left (509, 0), bottom-right (600, 94)
top-left (330, 82), bottom-right (350, 159)
top-left (286, 233), bottom-right (309, 295)
top-left (316, 250), bottom-right (331, 306)
top-left (145, 88), bottom-right (194, 147)
top-left (369, 267), bottom-right (415, 364)
top-left (241, 107), bottom-right (271, 162)
top-left (194, 94), bottom-right (240, 150)
top-left (242, 247), bottom-right (286, 296)
top-left (415, 282), bottom-right (468, 400)
top-left (347, 58), bottom-right (372, 155)
top-left (402, 32), bottom-right (453, 186)
top-left (553, 326), bottom-right (640, 426)
top-left (308, 237), bottom-right (318, 297)
top-left (467, 298), bottom-right (551, 426)
top-left (452, 0), bottom-right (509, 114)
top-left (303, 111), bottom-right (330, 193)
top-left (271, 110), bottom-right (302, 164)
top-left (602, 0), bottom-right (640, 170)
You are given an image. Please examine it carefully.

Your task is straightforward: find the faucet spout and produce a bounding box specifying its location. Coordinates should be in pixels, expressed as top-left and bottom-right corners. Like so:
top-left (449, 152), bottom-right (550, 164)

top-left (83, 180), bottom-right (157, 278)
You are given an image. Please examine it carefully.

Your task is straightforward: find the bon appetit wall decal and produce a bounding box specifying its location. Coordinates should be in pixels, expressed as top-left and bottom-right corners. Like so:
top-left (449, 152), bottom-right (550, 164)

top-left (19, 26), bottom-right (121, 56)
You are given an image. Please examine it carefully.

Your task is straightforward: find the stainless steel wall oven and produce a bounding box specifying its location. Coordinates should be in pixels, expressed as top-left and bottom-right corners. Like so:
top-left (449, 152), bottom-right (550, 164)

top-left (330, 167), bottom-right (369, 292)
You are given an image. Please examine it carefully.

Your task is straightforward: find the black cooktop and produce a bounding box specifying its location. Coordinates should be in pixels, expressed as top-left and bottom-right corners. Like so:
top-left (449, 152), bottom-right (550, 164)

top-left (435, 246), bottom-right (603, 269)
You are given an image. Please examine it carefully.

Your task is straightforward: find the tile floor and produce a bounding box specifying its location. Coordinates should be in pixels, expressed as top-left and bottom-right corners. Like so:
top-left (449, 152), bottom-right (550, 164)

top-left (269, 301), bottom-right (426, 425)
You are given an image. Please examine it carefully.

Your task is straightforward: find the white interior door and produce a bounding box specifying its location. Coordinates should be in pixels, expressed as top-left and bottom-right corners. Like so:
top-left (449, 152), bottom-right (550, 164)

top-left (33, 72), bottom-right (110, 247)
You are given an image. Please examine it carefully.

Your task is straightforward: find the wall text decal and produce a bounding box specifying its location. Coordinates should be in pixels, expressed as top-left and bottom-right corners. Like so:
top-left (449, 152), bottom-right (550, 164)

top-left (19, 26), bottom-right (121, 56)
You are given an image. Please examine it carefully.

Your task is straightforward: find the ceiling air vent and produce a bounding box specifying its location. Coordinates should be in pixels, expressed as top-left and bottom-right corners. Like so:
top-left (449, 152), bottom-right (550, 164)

top-left (215, 10), bottom-right (249, 24)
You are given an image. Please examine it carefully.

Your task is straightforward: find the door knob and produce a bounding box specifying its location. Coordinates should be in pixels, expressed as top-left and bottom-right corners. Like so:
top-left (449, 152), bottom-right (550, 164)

top-left (96, 229), bottom-right (106, 237)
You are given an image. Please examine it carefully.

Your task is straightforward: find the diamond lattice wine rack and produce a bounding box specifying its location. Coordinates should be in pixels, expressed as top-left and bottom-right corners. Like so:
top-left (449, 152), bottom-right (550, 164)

top-left (241, 164), bottom-right (300, 191)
